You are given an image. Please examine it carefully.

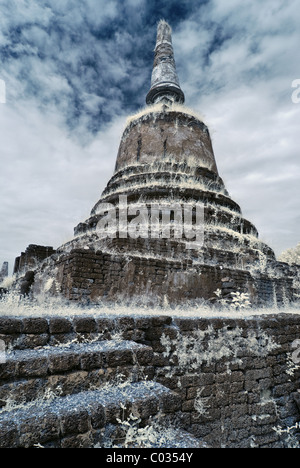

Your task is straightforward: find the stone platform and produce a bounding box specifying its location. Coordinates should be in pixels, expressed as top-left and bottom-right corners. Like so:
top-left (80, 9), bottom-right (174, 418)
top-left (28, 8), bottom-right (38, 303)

top-left (0, 313), bottom-right (299, 448)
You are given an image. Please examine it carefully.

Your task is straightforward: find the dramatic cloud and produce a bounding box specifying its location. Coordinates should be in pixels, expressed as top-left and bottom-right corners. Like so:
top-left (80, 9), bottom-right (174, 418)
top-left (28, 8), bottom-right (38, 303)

top-left (0, 0), bottom-right (299, 272)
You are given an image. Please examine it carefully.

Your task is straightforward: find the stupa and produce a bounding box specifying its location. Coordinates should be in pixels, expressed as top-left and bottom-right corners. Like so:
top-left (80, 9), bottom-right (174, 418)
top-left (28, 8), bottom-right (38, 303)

top-left (30, 21), bottom-right (299, 306)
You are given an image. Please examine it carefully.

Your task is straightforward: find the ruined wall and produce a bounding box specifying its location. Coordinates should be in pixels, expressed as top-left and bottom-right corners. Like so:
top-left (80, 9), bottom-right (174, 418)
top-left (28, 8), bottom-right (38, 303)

top-left (0, 263), bottom-right (8, 283)
top-left (0, 262), bottom-right (8, 298)
top-left (53, 248), bottom-right (253, 304)
top-left (14, 245), bottom-right (56, 276)
top-left (152, 314), bottom-right (300, 448)
top-left (1, 313), bottom-right (299, 448)
top-left (50, 248), bottom-right (298, 307)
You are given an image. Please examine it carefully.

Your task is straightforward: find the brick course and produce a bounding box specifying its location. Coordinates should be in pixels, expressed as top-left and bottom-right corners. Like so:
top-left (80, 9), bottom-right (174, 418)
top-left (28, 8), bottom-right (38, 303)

top-left (1, 313), bottom-right (299, 448)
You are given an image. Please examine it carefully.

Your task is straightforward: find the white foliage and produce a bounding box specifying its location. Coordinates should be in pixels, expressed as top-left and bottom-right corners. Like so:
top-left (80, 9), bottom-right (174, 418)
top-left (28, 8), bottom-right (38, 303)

top-left (126, 102), bottom-right (207, 128)
top-left (213, 289), bottom-right (252, 310)
top-left (0, 276), bottom-right (17, 289)
top-left (273, 423), bottom-right (300, 448)
top-left (286, 354), bottom-right (300, 378)
top-left (161, 325), bottom-right (279, 371)
top-left (279, 242), bottom-right (300, 265)
top-left (0, 381), bottom-right (63, 415)
top-left (0, 287), bottom-right (300, 319)
top-left (44, 278), bottom-right (54, 293)
top-left (194, 388), bottom-right (210, 418)
top-left (103, 405), bottom-right (196, 449)
top-left (230, 292), bottom-right (251, 310)
top-left (111, 411), bottom-right (159, 448)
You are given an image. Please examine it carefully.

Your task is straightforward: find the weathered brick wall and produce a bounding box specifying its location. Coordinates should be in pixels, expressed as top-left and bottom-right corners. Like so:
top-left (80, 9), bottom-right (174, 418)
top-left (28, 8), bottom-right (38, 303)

top-left (150, 315), bottom-right (300, 448)
top-left (14, 245), bottom-right (56, 276)
top-left (0, 263), bottom-right (8, 283)
top-left (1, 313), bottom-right (299, 448)
top-left (54, 248), bottom-right (256, 304)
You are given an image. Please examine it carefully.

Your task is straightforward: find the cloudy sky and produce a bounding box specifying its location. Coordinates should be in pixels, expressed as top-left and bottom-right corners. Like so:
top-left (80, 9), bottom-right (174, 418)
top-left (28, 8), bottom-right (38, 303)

top-left (0, 0), bottom-right (299, 273)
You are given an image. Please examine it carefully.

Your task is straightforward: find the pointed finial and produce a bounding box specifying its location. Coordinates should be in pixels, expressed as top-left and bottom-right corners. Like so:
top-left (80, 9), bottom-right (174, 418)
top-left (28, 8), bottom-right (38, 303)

top-left (146, 20), bottom-right (185, 106)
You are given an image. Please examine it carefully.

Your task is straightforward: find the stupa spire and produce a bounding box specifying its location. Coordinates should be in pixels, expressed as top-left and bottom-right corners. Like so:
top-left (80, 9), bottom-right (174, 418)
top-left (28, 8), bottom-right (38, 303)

top-left (146, 20), bottom-right (185, 105)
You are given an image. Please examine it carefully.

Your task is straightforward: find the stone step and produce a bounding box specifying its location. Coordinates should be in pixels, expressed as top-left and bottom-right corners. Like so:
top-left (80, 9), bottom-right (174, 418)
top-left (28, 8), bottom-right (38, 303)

top-left (0, 340), bottom-right (154, 408)
top-left (0, 316), bottom-right (120, 351)
top-left (101, 423), bottom-right (207, 449)
top-left (0, 381), bottom-right (183, 448)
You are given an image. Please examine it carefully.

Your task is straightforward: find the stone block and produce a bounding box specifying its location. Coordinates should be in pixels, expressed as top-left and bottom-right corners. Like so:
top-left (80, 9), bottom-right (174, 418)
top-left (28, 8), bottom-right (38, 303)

top-left (273, 383), bottom-right (294, 398)
top-left (0, 361), bottom-right (16, 380)
top-left (0, 318), bottom-right (22, 334)
top-left (104, 349), bottom-right (133, 367)
top-left (61, 432), bottom-right (94, 448)
top-left (115, 316), bottom-right (135, 331)
top-left (73, 317), bottom-right (97, 333)
top-left (134, 346), bottom-right (154, 365)
top-left (89, 403), bottom-right (106, 429)
top-left (182, 399), bottom-right (195, 412)
top-left (19, 412), bottom-right (60, 447)
top-left (22, 318), bottom-right (49, 334)
top-left (0, 421), bottom-right (19, 448)
top-left (151, 316), bottom-right (172, 327)
top-left (105, 402), bottom-right (122, 424)
top-left (60, 408), bottom-right (90, 436)
top-left (80, 352), bottom-right (103, 370)
top-left (49, 333), bottom-right (77, 346)
top-left (144, 327), bottom-right (164, 341)
top-left (49, 353), bottom-right (80, 373)
top-left (18, 334), bottom-right (49, 349)
top-left (96, 318), bottom-right (115, 333)
top-left (132, 395), bottom-right (159, 419)
top-left (254, 432), bottom-right (280, 447)
top-left (293, 392), bottom-right (300, 412)
top-left (49, 317), bottom-right (73, 334)
top-left (53, 371), bottom-right (92, 396)
top-left (159, 391), bottom-right (181, 413)
top-left (17, 357), bottom-right (48, 378)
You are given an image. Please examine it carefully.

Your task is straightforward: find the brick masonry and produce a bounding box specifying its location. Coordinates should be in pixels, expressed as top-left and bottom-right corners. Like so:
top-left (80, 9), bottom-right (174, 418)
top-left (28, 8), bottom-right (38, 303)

top-left (14, 245), bottom-right (56, 276)
top-left (1, 313), bottom-right (299, 448)
top-left (47, 246), bottom-right (299, 307)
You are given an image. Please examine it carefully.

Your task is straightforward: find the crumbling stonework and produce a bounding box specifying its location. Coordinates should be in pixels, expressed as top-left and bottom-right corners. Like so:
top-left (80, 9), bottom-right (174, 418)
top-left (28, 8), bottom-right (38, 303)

top-left (0, 262), bottom-right (9, 299)
top-left (14, 245), bottom-right (56, 276)
top-left (1, 20), bottom-right (299, 451)
top-left (0, 313), bottom-right (299, 448)
top-left (41, 246), bottom-right (298, 307)
top-left (0, 263), bottom-right (8, 283)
